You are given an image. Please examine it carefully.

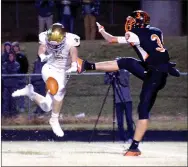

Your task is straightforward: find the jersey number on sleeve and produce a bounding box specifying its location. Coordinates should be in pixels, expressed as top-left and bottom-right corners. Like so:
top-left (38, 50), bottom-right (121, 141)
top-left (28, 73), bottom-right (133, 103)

top-left (151, 34), bottom-right (165, 52)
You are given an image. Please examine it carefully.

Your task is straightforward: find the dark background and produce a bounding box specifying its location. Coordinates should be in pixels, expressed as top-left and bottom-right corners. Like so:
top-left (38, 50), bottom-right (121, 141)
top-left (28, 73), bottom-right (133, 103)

top-left (1, 0), bottom-right (188, 41)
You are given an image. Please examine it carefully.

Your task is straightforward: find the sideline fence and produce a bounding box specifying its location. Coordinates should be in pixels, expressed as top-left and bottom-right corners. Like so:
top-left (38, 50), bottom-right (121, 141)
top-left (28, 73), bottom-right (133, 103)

top-left (2, 72), bottom-right (188, 77)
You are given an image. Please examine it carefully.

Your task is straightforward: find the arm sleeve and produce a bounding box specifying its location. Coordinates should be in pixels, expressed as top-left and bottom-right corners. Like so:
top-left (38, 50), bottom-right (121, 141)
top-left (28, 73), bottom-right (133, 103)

top-left (125, 31), bottom-right (140, 45)
top-left (116, 32), bottom-right (140, 45)
top-left (117, 37), bottom-right (127, 44)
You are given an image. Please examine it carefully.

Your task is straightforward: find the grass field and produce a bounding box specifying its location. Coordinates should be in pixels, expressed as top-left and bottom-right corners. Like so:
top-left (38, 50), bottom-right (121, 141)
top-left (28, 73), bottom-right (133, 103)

top-left (2, 141), bottom-right (187, 166)
top-left (1, 113), bottom-right (187, 130)
top-left (3, 74), bottom-right (186, 128)
top-left (2, 37), bottom-right (187, 130)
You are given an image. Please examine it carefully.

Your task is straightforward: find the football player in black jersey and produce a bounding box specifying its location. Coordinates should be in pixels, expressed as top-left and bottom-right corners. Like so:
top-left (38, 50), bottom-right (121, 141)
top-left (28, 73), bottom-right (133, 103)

top-left (77, 10), bottom-right (180, 156)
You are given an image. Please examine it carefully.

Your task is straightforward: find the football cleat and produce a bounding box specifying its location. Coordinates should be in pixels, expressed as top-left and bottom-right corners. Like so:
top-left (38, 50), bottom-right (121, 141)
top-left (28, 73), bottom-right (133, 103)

top-left (12, 84), bottom-right (34, 98)
top-left (124, 148), bottom-right (141, 156)
top-left (49, 117), bottom-right (64, 137)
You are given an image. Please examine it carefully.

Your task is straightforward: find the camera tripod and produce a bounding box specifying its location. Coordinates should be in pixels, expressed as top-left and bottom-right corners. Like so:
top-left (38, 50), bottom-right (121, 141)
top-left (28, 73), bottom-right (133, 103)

top-left (89, 73), bottom-right (135, 143)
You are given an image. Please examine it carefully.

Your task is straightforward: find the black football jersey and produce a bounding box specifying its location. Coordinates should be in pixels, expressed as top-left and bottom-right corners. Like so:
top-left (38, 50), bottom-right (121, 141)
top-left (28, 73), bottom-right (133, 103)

top-left (131, 26), bottom-right (170, 66)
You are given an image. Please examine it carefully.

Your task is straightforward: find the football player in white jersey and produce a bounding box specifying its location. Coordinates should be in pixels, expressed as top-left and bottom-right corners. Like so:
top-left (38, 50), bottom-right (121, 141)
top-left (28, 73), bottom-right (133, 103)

top-left (12, 23), bottom-right (81, 137)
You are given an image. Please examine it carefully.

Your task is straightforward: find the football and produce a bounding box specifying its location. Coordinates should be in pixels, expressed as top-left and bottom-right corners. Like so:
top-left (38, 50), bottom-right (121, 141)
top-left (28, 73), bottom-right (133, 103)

top-left (46, 77), bottom-right (59, 95)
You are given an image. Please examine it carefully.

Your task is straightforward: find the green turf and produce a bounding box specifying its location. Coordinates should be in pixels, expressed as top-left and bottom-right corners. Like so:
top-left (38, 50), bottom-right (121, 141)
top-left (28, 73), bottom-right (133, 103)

top-left (2, 118), bottom-right (187, 131)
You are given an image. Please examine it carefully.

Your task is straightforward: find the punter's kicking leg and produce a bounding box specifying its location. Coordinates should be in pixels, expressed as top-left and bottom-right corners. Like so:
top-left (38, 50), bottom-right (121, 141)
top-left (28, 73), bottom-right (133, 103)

top-left (12, 64), bottom-right (66, 137)
top-left (77, 57), bottom-right (145, 80)
top-left (12, 80), bottom-right (65, 137)
top-left (12, 84), bottom-right (53, 112)
top-left (12, 64), bottom-right (55, 112)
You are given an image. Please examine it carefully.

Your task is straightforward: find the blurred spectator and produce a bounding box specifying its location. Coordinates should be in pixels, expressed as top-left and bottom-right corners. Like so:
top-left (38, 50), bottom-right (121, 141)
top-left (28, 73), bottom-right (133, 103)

top-left (35, 0), bottom-right (54, 33)
top-left (104, 70), bottom-right (134, 142)
top-left (31, 56), bottom-right (46, 117)
top-left (12, 41), bottom-right (29, 113)
top-left (1, 43), bottom-right (4, 54)
top-left (1, 42), bottom-right (12, 64)
top-left (12, 42), bottom-right (29, 74)
top-left (2, 52), bottom-right (20, 117)
top-left (82, 0), bottom-right (100, 40)
top-left (60, 0), bottom-right (79, 33)
top-left (1, 42), bottom-right (12, 107)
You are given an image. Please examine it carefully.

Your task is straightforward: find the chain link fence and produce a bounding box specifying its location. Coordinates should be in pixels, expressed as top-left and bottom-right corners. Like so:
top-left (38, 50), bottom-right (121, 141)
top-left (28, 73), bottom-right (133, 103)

top-left (1, 72), bottom-right (187, 127)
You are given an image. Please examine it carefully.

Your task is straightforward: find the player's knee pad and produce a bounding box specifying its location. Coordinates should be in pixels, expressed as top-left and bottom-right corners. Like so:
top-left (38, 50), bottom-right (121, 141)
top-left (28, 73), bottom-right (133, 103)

top-left (137, 103), bottom-right (150, 119)
top-left (39, 100), bottom-right (52, 112)
top-left (42, 64), bottom-right (51, 81)
top-left (53, 87), bottom-right (66, 101)
top-left (39, 93), bottom-right (53, 112)
top-left (46, 77), bottom-right (59, 95)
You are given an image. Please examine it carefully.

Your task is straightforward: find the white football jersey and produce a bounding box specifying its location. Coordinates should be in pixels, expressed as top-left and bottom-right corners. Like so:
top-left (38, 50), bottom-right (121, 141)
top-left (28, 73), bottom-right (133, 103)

top-left (39, 32), bottom-right (80, 70)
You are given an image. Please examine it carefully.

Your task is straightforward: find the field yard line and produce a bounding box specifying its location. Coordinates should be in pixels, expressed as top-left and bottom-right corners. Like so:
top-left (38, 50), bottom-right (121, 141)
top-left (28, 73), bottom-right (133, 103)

top-left (85, 143), bottom-right (187, 158)
top-left (85, 143), bottom-right (130, 152)
top-left (145, 150), bottom-right (187, 158)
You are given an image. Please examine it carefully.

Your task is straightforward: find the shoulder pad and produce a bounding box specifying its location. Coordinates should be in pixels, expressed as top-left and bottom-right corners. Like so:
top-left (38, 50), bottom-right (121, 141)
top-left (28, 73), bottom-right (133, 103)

top-left (125, 31), bottom-right (140, 45)
top-left (66, 33), bottom-right (80, 47)
top-left (39, 31), bottom-right (47, 45)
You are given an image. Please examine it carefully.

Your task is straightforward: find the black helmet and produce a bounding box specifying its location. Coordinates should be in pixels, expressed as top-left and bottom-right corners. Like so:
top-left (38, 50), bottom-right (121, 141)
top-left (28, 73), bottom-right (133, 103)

top-left (125, 10), bottom-right (150, 32)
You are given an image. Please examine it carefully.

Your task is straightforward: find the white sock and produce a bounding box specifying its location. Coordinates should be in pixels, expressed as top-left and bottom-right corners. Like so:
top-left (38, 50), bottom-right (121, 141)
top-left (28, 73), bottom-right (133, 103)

top-left (29, 92), bottom-right (36, 101)
top-left (45, 93), bottom-right (53, 106)
top-left (51, 112), bottom-right (59, 119)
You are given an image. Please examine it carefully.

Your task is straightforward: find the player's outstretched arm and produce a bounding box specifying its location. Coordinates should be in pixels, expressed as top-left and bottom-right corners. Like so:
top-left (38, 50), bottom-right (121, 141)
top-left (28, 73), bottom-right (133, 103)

top-left (38, 32), bottom-right (53, 62)
top-left (38, 44), bottom-right (46, 56)
top-left (38, 44), bottom-right (49, 62)
top-left (66, 46), bottom-right (78, 73)
top-left (96, 22), bottom-right (127, 44)
top-left (38, 43), bottom-right (52, 62)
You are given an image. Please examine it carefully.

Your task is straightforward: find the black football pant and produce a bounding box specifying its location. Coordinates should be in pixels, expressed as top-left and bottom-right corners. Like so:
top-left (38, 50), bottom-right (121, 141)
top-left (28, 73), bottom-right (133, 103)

top-left (117, 57), bottom-right (168, 119)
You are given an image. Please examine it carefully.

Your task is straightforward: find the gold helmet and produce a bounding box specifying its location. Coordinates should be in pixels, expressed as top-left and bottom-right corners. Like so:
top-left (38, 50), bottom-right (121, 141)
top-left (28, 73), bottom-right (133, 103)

top-left (46, 23), bottom-right (66, 51)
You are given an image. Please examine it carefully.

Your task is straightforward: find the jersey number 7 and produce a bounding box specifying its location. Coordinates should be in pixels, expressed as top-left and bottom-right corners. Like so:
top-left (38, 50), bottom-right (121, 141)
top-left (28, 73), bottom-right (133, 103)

top-left (151, 34), bottom-right (165, 52)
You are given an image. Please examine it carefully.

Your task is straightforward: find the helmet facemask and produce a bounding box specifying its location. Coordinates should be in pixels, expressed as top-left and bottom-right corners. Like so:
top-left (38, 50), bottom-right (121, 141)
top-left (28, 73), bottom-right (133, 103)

top-left (125, 16), bottom-right (136, 32)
